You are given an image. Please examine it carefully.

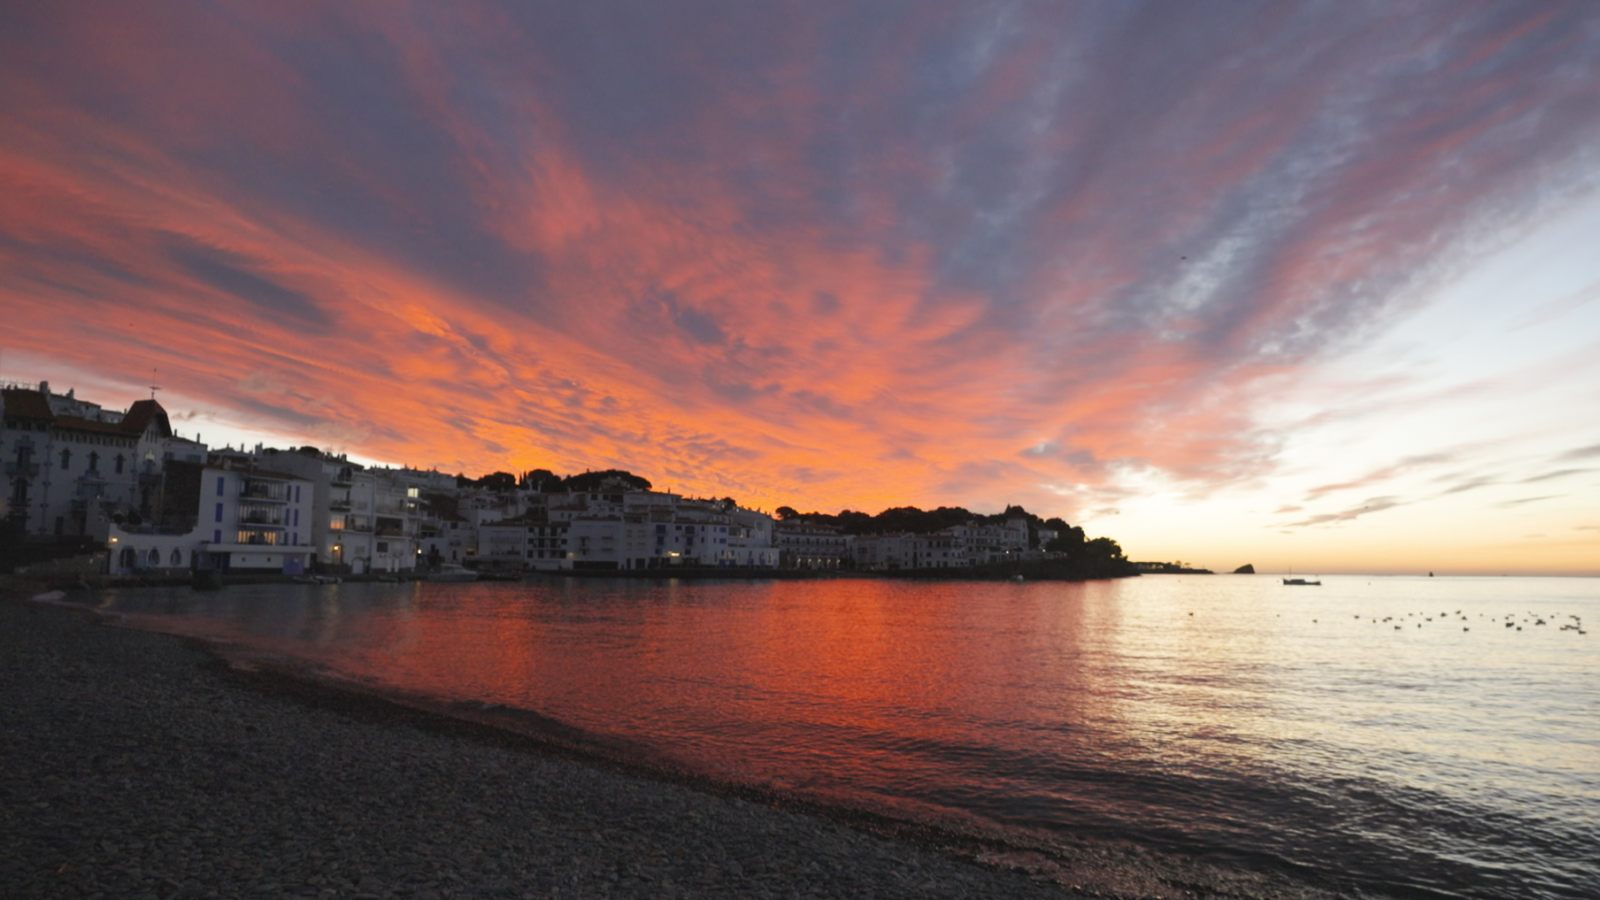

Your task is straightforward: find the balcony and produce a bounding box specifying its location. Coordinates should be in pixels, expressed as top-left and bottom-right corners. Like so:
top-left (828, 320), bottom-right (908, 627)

top-left (236, 533), bottom-right (281, 546)
top-left (240, 480), bottom-right (288, 502)
top-left (239, 512), bottom-right (285, 527)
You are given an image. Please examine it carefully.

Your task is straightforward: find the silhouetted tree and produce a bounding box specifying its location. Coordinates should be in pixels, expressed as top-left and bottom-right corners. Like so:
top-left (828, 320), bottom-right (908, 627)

top-left (477, 471), bottom-right (518, 492)
top-left (1085, 536), bottom-right (1125, 561)
top-left (521, 468), bottom-right (559, 491)
top-left (563, 469), bottom-right (652, 492)
top-left (775, 506), bottom-right (799, 520)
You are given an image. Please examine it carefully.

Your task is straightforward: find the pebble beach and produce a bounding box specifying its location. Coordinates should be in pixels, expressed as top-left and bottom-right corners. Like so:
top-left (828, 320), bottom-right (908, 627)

top-left (1, 591), bottom-right (1351, 900)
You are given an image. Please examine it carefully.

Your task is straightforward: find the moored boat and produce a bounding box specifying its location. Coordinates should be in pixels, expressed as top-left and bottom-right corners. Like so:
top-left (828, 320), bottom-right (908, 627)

top-left (428, 564), bottom-right (479, 583)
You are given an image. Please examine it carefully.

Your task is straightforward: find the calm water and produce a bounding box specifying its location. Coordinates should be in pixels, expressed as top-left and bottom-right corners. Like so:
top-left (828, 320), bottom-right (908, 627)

top-left (94, 575), bottom-right (1598, 899)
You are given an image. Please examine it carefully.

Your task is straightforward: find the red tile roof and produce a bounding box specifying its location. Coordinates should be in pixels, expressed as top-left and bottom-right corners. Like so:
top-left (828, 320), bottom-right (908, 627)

top-left (52, 415), bottom-right (135, 437)
top-left (2, 388), bottom-right (55, 420)
top-left (119, 399), bottom-right (172, 437)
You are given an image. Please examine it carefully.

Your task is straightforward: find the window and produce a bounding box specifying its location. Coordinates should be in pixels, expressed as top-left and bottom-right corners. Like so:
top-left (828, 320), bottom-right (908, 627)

top-left (115, 454), bottom-right (125, 474)
top-left (88, 451), bottom-right (99, 471)
top-left (217, 476), bottom-right (226, 497)
top-left (148, 549), bottom-right (161, 566)
top-left (215, 503), bottom-right (224, 523)
top-left (170, 549), bottom-right (182, 566)
top-left (60, 449), bottom-right (71, 469)
top-left (377, 541), bottom-right (389, 553)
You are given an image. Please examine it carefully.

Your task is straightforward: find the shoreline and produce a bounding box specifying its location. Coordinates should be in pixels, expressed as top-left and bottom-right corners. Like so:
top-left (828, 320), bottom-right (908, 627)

top-left (3, 584), bottom-right (1359, 900)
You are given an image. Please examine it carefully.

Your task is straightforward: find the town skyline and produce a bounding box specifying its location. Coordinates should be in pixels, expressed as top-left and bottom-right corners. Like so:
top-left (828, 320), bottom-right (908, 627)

top-left (4, 3), bottom-right (1599, 575)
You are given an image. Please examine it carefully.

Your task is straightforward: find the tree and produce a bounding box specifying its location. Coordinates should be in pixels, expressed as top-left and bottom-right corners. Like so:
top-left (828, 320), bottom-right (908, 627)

top-left (1085, 536), bottom-right (1124, 561)
top-left (477, 471), bottom-right (518, 492)
top-left (1045, 521), bottom-right (1085, 552)
top-left (563, 469), bottom-right (652, 492)
top-left (521, 468), bottom-right (558, 491)
top-left (775, 506), bottom-right (799, 520)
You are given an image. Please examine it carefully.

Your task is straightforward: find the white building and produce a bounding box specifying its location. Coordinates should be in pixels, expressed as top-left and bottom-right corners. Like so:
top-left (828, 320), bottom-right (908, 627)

top-left (775, 520), bottom-right (850, 568)
top-left (4, 383), bottom-right (205, 538)
top-left (473, 487), bottom-right (778, 572)
top-left (850, 532), bottom-right (915, 570)
top-left (107, 457), bottom-right (314, 575)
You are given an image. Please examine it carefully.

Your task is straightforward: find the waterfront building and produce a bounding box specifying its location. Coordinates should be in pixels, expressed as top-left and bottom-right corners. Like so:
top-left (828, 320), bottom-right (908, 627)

top-left (106, 455), bottom-right (314, 575)
top-left (774, 519), bottom-right (850, 568)
top-left (849, 532), bottom-right (915, 570)
top-left (3, 382), bottom-right (206, 538)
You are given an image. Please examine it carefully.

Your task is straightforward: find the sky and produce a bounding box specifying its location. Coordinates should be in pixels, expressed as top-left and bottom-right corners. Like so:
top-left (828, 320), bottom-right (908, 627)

top-left (3, 1), bottom-right (1599, 575)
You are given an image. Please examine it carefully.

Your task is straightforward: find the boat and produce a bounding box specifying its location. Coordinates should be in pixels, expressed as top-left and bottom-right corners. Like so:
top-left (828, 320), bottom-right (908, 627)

top-left (1282, 577), bottom-right (1321, 586)
top-left (428, 564), bottom-right (479, 583)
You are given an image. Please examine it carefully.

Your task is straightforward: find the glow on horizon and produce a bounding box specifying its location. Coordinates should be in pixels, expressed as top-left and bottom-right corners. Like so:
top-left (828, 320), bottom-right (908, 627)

top-left (2, 2), bottom-right (1598, 574)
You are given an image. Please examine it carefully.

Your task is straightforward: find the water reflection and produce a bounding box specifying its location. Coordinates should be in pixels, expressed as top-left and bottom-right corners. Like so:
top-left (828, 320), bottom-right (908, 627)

top-left (96, 575), bottom-right (1600, 900)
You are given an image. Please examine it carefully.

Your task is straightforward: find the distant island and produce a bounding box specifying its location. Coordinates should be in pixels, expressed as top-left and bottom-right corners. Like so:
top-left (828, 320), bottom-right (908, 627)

top-left (1133, 561), bottom-right (1214, 575)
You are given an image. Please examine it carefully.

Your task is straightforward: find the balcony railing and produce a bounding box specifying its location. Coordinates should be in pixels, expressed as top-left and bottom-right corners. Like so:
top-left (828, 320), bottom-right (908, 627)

top-left (241, 485), bottom-right (288, 502)
top-left (235, 531), bottom-right (283, 546)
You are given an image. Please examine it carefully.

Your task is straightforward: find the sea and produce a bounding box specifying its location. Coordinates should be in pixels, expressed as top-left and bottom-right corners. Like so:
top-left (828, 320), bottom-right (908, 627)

top-left (86, 574), bottom-right (1598, 900)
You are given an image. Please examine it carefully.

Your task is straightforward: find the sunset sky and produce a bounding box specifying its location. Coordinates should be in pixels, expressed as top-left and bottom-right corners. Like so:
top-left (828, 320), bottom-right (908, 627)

top-left (3, 1), bottom-right (1599, 574)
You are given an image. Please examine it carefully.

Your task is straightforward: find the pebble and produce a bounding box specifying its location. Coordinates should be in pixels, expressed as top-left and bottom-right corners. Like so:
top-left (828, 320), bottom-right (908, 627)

top-left (1, 594), bottom-right (1355, 900)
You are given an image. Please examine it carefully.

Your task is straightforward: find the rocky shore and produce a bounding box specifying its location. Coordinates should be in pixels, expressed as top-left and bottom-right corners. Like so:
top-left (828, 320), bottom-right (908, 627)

top-left (1, 591), bottom-right (1354, 900)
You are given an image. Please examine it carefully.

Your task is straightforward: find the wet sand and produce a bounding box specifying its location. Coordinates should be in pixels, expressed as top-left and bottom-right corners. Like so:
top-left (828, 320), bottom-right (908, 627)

top-left (1, 589), bottom-right (1357, 899)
